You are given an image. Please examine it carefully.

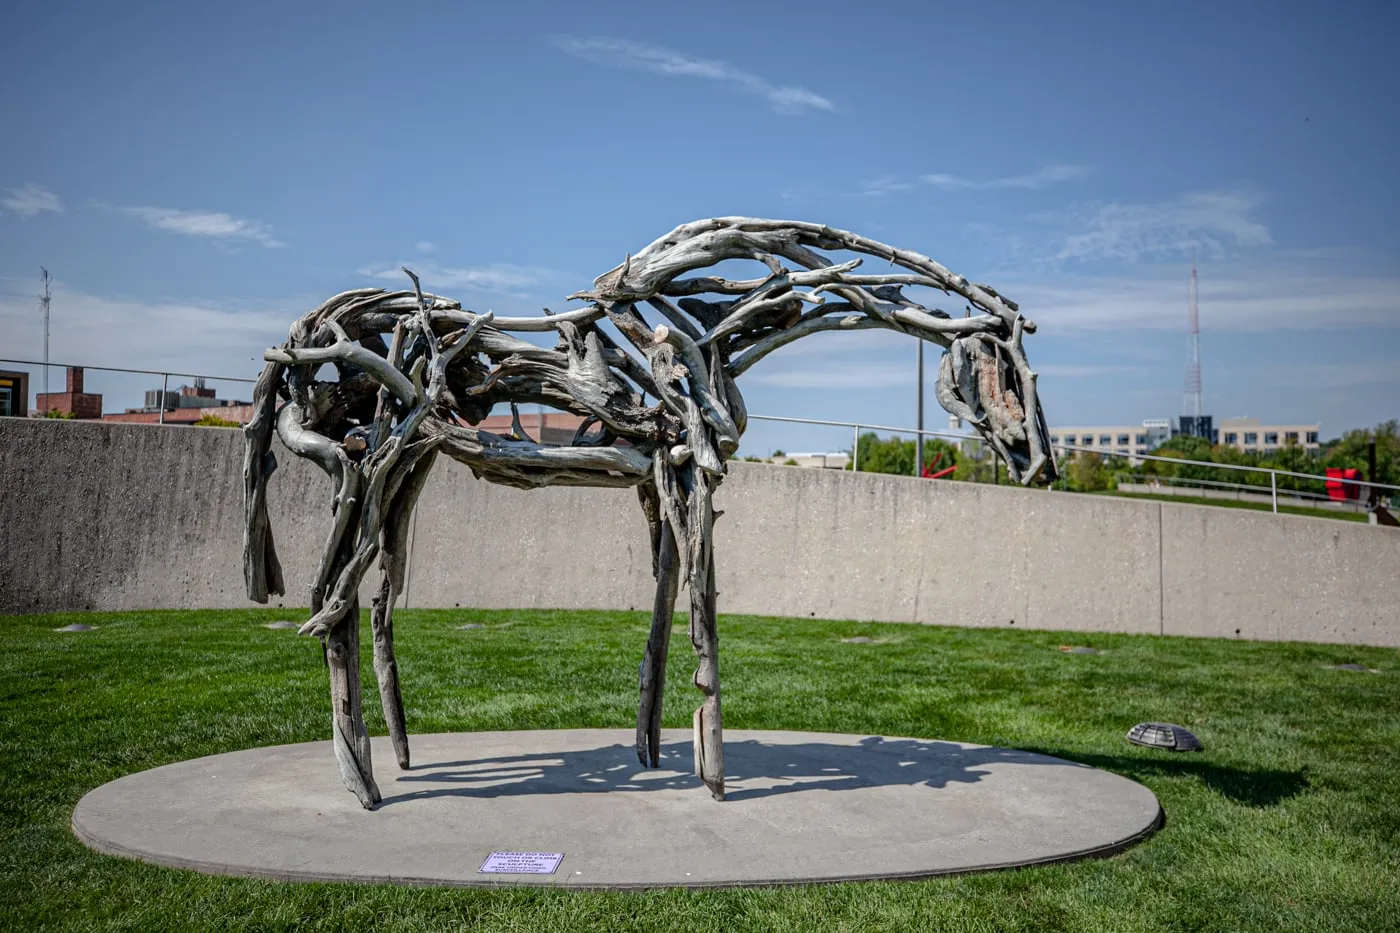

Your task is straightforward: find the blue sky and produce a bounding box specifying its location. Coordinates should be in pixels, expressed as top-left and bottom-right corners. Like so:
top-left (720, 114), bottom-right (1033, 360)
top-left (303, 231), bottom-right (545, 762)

top-left (2, 0), bottom-right (1397, 454)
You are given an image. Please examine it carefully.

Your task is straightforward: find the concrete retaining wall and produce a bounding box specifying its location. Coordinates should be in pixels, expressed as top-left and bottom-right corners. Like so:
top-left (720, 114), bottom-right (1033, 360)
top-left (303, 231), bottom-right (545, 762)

top-left (2, 417), bottom-right (1396, 646)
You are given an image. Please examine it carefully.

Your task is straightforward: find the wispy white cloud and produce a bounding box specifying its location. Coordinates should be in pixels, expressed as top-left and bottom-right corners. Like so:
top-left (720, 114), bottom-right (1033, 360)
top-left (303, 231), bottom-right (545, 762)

top-left (963, 188), bottom-right (1275, 269)
top-left (859, 176), bottom-right (919, 197)
top-left (923, 165), bottom-right (1091, 191)
top-left (2, 183), bottom-right (63, 217)
top-left (121, 206), bottom-right (285, 248)
top-left (1002, 259), bottom-right (1400, 333)
top-left (862, 165), bottom-right (1088, 197)
top-left (745, 350), bottom-right (1142, 391)
top-left (746, 359), bottom-right (915, 390)
top-left (357, 261), bottom-right (552, 294)
top-left (551, 36), bottom-right (834, 114)
top-left (0, 280), bottom-right (302, 400)
top-left (415, 241), bottom-right (435, 254)
top-left (1257, 361), bottom-right (1400, 390)
top-left (729, 251), bottom-right (1400, 398)
top-left (1051, 190), bottom-right (1272, 263)
top-left (1034, 363), bottom-right (1142, 378)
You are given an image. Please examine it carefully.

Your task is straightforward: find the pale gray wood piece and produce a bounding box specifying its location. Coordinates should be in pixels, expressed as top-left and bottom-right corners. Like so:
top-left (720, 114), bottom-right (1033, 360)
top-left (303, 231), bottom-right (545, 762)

top-left (265, 320), bottom-right (415, 408)
top-left (371, 447), bottom-right (439, 771)
top-left (370, 575), bottom-right (409, 770)
top-left (686, 471), bottom-right (724, 800)
top-left (274, 401), bottom-right (361, 616)
top-left (637, 483), bottom-right (663, 579)
top-left (298, 438), bottom-right (439, 638)
top-left (241, 361), bottom-right (285, 602)
top-left (652, 325), bottom-right (740, 456)
top-left (636, 520), bottom-right (680, 769)
top-left (326, 599), bottom-right (380, 808)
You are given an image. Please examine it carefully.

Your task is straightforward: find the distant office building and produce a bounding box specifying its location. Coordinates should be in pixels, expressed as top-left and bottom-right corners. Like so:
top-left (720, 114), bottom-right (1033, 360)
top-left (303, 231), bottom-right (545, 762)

top-left (1049, 422), bottom-right (1161, 460)
top-left (143, 379), bottom-right (221, 412)
top-left (1217, 418), bottom-right (1320, 455)
top-left (1177, 415), bottom-right (1215, 442)
top-left (1142, 419), bottom-right (1173, 449)
top-left (0, 370), bottom-right (29, 417)
top-left (1052, 415), bottom-right (1321, 460)
top-left (771, 452), bottom-right (850, 469)
top-left (102, 377), bottom-right (252, 426)
top-left (35, 367), bottom-right (103, 419)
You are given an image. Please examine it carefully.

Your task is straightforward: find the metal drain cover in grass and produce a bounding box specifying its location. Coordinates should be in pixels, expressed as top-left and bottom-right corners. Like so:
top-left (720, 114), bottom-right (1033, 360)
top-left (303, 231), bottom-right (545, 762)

top-left (54, 624), bottom-right (95, 633)
top-left (1058, 646), bottom-right (1098, 654)
top-left (264, 621), bottom-right (299, 630)
top-left (1330, 663), bottom-right (1377, 673)
top-left (1126, 722), bottom-right (1203, 752)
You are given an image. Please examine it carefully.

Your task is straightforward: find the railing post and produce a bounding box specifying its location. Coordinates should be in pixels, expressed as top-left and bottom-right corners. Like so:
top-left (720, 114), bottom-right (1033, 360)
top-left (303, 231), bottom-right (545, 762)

top-left (852, 425), bottom-right (859, 473)
top-left (159, 373), bottom-right (168, 425)
top-left (1270, 470), bottom-right (1278, 513)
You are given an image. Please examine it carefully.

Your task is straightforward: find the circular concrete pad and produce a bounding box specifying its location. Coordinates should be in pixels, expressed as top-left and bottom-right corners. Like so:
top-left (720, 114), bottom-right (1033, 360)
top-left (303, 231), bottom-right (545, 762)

top-left (73, 730), bottom-right (1160, 889)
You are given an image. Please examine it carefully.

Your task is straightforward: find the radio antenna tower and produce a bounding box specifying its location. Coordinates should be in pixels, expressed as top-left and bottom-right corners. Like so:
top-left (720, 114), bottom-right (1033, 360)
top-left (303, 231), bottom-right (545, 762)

top-left (1184, 249), bottom-right (1202, 418)
top-left (39, 267), bottom-right (52, 404)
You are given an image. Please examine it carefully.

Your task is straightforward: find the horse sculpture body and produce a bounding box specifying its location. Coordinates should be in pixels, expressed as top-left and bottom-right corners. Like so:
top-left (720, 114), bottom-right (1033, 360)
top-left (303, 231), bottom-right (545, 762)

top-left (242, 217), bottom-right (1058, 808)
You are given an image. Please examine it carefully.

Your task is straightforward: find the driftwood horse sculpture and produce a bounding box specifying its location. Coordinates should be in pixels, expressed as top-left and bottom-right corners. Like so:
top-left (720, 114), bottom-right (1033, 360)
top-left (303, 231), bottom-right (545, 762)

top-left (242, 217), bottom-right (1058, 808)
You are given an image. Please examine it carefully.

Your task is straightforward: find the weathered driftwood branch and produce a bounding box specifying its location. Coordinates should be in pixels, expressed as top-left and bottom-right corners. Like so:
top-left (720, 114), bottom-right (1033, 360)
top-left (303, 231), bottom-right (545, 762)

top-left (372, 446), bottom-right (437, 770)
top-left (636, 520), bottom-right (680, 769)
top-left (242, 361), bottom-right (286, 602)
top-left (243, 217), bottom-right (1058, 809)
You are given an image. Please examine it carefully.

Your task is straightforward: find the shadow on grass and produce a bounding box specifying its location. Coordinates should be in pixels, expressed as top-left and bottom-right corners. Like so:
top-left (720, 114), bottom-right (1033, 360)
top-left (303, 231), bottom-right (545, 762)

top-left (1040, 750), bottom-right (1309, 807)
top-left (377, 735), bottom-right (1096, 808)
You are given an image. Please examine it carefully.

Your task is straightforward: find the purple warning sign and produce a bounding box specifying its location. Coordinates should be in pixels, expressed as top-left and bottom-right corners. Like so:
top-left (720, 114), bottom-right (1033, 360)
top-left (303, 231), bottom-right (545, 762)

top-left (478, 851), bottom-right (564, 874)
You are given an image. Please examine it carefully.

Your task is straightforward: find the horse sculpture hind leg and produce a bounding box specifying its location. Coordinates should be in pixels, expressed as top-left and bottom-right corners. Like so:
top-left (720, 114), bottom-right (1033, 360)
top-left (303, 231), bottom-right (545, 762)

top-left (636, 484), bottom-right (680, 770)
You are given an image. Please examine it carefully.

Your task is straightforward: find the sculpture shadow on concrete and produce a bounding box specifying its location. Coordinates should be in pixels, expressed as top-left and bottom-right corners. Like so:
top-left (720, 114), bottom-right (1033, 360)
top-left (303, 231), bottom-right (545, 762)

top-left (241, 217), bottom-right (1058, 807)
top-left (377, 735), bottom-right (1085, 807)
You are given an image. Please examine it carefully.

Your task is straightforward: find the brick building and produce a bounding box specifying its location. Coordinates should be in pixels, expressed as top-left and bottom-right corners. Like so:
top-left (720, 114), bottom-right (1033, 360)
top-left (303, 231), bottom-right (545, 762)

top-left (476, 410), bottom-right (592, 444)
top-left (34, 367), bottom-right (103, 419)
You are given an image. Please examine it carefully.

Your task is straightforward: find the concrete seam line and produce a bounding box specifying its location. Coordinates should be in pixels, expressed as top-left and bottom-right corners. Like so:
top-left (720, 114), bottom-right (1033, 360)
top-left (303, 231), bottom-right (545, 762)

top-left (1157, 502), bottom-right (1164, 637)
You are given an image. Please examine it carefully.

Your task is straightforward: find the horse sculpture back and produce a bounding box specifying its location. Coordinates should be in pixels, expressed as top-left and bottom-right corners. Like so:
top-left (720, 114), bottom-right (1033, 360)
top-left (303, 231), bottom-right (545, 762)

top-left (242, 217), bottom-right (1057, 807)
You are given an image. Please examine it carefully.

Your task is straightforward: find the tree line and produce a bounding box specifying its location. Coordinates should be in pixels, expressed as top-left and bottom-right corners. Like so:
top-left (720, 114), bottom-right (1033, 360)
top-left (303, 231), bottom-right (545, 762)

top-left (752, 420), bottom-right (1398, 497)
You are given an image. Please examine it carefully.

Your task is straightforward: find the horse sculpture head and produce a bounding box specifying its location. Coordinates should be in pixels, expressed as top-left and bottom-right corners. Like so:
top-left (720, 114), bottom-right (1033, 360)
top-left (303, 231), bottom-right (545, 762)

top-left (242, 217), bottom-right (1057, 807)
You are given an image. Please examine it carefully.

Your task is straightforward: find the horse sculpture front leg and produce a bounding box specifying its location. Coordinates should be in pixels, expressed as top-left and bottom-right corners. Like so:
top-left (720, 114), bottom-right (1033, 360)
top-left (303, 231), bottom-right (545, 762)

top-left (369, 448), bottom-right (438, 772)
top-left (686, 469), bottom-right (724, 800)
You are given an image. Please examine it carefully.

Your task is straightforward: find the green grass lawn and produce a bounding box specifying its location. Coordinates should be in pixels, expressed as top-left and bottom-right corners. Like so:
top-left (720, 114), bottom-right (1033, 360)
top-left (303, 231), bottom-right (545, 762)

top-left (1097, 490), bottom-right (1372, 523)
top-left (2, 608), bottom-right (1397, 932)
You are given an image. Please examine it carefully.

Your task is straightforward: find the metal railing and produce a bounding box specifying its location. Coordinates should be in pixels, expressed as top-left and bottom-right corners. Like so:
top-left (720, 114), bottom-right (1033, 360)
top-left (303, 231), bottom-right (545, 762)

top-left (1114, 473), bottom-right (1371, 513)
top-left (1051, 439), bottom-right (1399, 512)
top-left (749, 414), bottom-right (978, 475)
top-left (747, 413), bottom-right (1400, 515)
top-left (1, 358), bottom-right (256, 425)
top-left (6, 359), bottom-right (1395, 517)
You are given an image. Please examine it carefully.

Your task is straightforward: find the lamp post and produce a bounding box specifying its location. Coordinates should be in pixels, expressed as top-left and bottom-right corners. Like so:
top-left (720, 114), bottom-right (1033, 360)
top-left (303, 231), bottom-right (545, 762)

top-left (915, 341), bottom-right (924, 477)
top-left (40, 268), bottom-right (50, 409)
